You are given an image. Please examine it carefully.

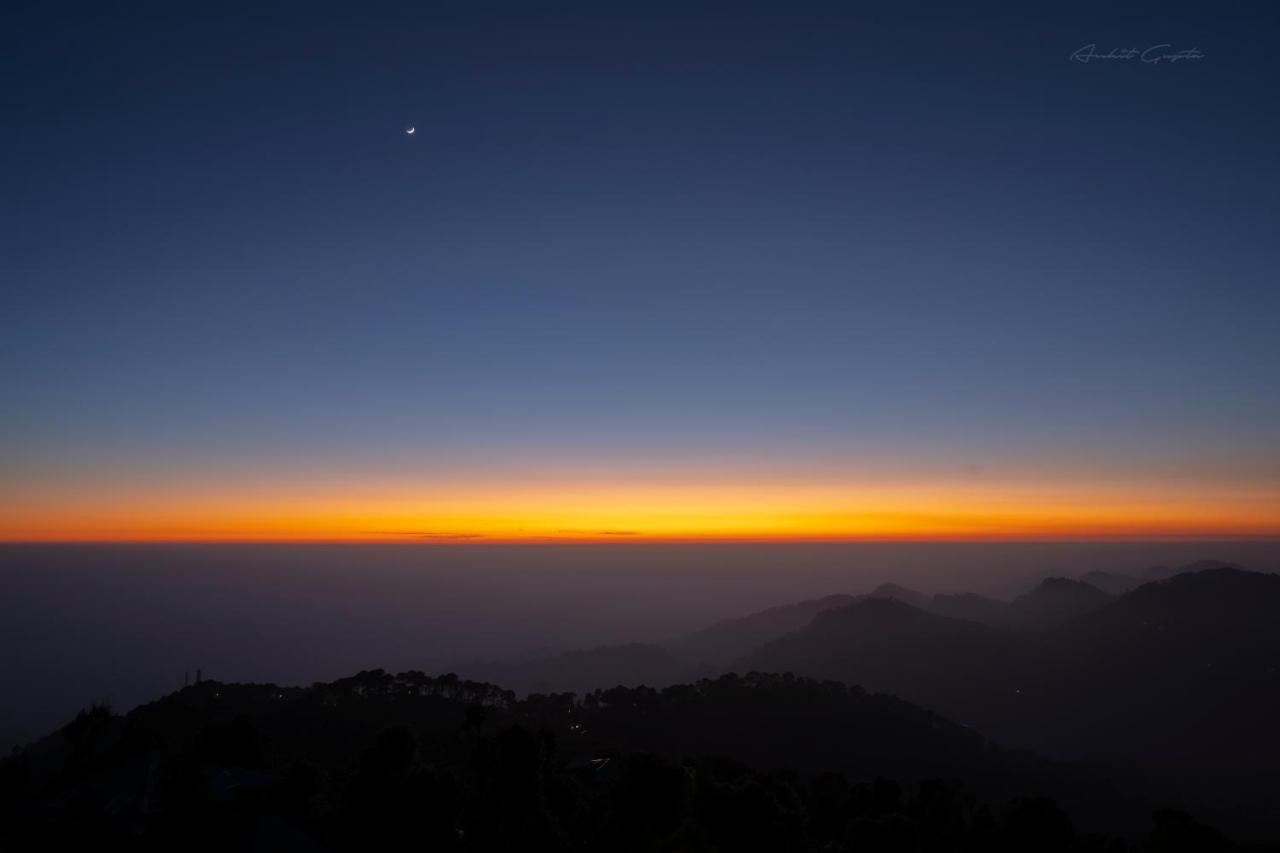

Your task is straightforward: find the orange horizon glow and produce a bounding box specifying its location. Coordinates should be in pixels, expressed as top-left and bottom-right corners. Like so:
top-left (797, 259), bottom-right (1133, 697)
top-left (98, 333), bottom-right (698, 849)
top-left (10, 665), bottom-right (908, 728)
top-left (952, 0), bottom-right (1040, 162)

top-left (4, 477), bottom-right (1278, 544)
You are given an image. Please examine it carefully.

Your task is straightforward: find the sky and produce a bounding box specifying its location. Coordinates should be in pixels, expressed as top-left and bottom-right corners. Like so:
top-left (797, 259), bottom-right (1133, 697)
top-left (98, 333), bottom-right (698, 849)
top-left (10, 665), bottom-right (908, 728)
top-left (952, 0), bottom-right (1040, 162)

top-left (2, 1), bottom-right (1279, 541)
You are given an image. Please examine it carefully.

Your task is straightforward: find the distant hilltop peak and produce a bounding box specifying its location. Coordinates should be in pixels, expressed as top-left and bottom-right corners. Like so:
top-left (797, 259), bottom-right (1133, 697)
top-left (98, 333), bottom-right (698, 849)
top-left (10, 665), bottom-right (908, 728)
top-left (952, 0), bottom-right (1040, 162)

top-left (866, 583), bottom-right (932, 609)
top-left (1008, 577), bottom-right (1110, 627)
top-left (1034, 576), bottom-right (1093, 590)
top-left (1017, 576), bottom-right (1110, 600)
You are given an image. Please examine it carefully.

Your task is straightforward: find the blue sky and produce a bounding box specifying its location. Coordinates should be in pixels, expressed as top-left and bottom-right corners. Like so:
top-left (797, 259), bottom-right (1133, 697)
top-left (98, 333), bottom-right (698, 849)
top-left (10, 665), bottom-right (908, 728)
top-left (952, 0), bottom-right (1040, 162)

top-left (2, 1), bottom-right (1278, 538)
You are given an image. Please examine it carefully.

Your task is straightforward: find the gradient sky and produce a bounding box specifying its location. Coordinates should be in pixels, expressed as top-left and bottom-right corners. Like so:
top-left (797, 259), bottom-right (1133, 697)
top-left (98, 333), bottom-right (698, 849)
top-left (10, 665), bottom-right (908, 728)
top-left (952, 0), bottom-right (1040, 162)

top-left (3, 1), bottom-right (1278, 541)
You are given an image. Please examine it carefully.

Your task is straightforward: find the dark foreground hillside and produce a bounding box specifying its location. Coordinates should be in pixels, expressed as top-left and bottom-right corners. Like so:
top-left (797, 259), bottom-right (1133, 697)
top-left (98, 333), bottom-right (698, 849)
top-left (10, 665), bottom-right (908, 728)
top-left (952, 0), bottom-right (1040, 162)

top-left (0, 671), bottom-right (1263, 852)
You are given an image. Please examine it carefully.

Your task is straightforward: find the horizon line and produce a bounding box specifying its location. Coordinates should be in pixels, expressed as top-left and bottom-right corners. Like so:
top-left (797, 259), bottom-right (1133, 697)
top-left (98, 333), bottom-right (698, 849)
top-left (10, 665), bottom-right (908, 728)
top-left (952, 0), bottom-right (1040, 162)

top-left (5, 533), bottom-right (1280, 546)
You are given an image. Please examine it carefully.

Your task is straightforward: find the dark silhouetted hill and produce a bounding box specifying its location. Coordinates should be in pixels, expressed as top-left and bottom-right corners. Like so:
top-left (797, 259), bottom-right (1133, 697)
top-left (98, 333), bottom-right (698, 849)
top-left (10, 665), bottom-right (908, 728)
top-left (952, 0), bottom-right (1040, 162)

top-left (1030, 568), bottom-right (1280, 764)
top-left (0, 670), bottom-right (1213, 851)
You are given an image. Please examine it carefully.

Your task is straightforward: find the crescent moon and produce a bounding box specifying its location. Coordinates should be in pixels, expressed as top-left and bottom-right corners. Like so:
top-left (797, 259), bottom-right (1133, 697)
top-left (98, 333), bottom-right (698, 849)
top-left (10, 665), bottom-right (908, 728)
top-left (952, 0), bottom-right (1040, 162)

top-left (405, 127), bottom-right (415, 135)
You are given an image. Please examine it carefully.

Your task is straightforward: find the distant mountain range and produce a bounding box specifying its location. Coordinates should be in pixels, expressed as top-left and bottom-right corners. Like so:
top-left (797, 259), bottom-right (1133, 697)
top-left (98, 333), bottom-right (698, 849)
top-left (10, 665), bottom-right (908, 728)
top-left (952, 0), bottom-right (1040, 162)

top-left (739, 567), bottom-right (1280, 765)
top-left (457, 560), bottom-right (1276, 768)
top-left (669, 566), bottom-right (1230, 669)
top-left (5, 559), bottom-right (1279, 848)
top-left (1081, 559), bottom-right (1243, 595)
